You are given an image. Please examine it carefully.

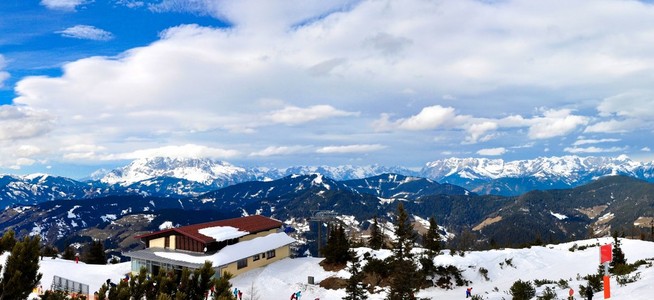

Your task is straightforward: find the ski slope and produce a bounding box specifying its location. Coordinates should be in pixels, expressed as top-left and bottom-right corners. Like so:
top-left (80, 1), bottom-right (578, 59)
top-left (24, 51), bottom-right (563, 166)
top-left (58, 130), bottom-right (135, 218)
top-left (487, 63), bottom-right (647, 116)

top-left (0, 237), bottom-right (651, 299)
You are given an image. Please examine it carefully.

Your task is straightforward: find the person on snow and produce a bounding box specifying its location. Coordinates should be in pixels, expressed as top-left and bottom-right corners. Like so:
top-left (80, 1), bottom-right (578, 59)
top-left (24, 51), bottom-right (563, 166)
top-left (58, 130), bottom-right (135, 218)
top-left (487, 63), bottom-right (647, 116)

top-left (466, 287), bottom-right (473, 298)
top-left (585, 286), bottom-right (594, 300)
top-left (290, 292), bottom-right (297, 300)
top-left (238, 289), bottom-right (243, 300)
top-left (233, 287), bottom-right (239, 298)
top-left (296, 290), bottom-right (302, 300)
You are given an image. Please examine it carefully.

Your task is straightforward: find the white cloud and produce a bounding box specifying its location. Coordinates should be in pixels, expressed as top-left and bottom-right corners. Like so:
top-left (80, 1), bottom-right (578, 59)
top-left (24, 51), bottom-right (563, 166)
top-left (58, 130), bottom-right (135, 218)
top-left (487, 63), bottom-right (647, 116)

top-left (116, 0), bottom-right (144, 8)
top-left (642, 147), bottom-right (651, 152)
top-left (563, 146), bottom-right (628, 154)
top-left (17, 145), bottom-right (43, 157)
top-left (10, 0), bottom-right (654, 169)
top-left (464, 121), bottom-right (498, 144)
top-left (476, 147), bottom-right (507, 156)
top-left (316, 144), bottom-right (386, 154)
top-left (249, 146), bottom-right (311, 157)
top-left (598, 91), bottom-right (654, 119)
top-left (57, 25), bottom-right (114, 41)
top-left (396, 105), bottom-right (463, 131)
top-left (584, 119), bottom-right (641, 133)
top-left (61, 144), bottom-right (107, 160)
top-left (102, 144), bottom-right (240, 160)
top-left (266, 105), bottom-right (358, 125)
top-left (0, 106), bottom-right (54, 141)
top-left (41, 0), bottom-right (89, 11)
top-left (527, 109), bottom-right (588, 139)
top-left (572, 138), bottom-right (621, 146)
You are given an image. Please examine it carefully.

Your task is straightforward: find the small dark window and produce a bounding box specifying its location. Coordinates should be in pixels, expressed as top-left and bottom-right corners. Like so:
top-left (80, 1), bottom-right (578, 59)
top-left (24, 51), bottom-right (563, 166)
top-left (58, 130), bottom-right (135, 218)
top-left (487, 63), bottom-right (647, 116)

top-left (266, 250), bottom-right (276, 259)
top-left (253, 254), bottom-right (260, 261)
top-left (237, 258), bottom-right (248, 269)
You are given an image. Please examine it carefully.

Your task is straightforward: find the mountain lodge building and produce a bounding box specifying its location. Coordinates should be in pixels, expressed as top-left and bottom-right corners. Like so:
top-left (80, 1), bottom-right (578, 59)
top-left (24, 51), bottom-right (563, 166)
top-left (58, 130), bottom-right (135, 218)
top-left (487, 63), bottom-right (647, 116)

top-left (124, 215), bottom-right (295, 277)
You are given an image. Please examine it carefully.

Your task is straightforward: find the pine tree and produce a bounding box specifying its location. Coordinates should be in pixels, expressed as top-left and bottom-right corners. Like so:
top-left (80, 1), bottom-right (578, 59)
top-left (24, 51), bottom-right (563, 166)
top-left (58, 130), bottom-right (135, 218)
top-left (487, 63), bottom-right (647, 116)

top-left (368, 216), bottom-right (384, 250)
top-left (62, 245), bottom-right (76, 260)
top-left (211, 272), bottom-right (235, 300)
top-left (0, 230), bottom-right (16, 253)
top-left (422, 216), bottom-right (441, 257)
top-left (85, 240), bottom-right (107, 264)
top-left (609, 231), bottom-right (627, 273)
top-left (343, 251), bottom-right (368, 300)
top-left (0, 235), bottom-right (43, 300)
top-left (387, 202), bottom-right (419, 300)
top-left (321, 224), bottom-right (351, 265)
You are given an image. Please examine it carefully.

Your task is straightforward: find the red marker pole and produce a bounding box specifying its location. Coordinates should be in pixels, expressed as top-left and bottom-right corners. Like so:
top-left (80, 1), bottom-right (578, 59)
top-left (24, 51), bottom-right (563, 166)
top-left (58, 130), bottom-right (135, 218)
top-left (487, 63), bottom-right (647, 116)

top-left (599, 244), bottom-right (612, 299)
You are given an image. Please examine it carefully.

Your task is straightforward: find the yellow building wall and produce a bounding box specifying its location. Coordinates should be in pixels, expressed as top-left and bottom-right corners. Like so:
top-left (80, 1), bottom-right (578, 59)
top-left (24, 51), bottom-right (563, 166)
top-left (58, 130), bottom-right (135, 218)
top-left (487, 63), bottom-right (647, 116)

top-left (149, 237), bottom-right (165, 248)
top-left (148, 235), bottom-right (176, 249)
top-left (238, 228), bottom-right (278, 242)
top-left (219, 245), bottom-right (291, 277)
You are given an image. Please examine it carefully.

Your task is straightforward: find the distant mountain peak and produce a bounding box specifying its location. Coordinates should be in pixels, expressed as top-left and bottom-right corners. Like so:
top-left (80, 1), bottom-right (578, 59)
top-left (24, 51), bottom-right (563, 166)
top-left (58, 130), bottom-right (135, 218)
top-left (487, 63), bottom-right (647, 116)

top-left (100, 156), bottom-right (247, 186)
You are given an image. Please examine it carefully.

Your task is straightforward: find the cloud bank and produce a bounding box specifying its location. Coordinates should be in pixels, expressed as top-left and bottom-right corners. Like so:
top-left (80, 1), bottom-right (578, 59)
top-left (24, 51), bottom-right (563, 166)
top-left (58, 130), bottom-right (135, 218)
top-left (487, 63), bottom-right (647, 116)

top-left (6, 0), bottom-right (654, 171)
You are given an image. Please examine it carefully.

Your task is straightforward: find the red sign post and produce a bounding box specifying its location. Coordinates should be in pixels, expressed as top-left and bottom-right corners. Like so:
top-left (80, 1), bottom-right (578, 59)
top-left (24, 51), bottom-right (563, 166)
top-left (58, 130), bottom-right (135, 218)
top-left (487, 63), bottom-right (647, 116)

top-left (600, 244), bottom-right (612, 263)
top-left (599, 244), bottom-right (612, 299)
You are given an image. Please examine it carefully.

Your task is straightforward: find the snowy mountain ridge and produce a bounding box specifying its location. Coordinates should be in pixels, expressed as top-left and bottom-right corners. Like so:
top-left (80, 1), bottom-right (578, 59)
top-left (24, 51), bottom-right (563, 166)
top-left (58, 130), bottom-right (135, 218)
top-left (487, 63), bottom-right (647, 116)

top-left (100, 157), bottom-right (251, 186)
top-left (421, 155), bottom-right (651, 182)
top-left (97, 155), bottom-right (654, 196)
top-left (420, 155), bottom-right (654, 195)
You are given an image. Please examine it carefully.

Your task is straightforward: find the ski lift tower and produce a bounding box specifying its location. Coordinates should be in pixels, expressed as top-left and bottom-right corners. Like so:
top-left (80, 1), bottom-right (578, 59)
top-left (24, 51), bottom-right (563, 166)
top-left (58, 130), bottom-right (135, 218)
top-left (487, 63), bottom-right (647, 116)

top-left (310, 210), bottom-right (339, 257)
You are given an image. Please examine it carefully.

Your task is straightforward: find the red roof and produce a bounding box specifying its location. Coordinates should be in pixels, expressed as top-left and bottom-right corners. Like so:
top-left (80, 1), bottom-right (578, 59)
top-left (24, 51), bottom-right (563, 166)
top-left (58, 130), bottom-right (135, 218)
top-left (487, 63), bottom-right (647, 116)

top-left (137, 215), bottom-right (283, 244)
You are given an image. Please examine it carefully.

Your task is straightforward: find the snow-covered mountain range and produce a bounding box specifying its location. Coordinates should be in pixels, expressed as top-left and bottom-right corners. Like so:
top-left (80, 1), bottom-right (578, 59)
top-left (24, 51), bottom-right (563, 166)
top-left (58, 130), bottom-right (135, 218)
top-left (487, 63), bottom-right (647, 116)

top-left (1, 155), bottom-right (653, 207)
top-left (421, 155), bottom-right (654, 195)
top-left (95, 155), bottom-right (654, 197)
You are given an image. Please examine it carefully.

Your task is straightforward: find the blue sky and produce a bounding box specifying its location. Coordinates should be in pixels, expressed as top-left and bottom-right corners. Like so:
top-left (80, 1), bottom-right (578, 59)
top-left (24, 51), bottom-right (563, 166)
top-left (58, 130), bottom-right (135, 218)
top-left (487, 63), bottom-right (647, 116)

top-left (1, 0), bottom-right (654, 178)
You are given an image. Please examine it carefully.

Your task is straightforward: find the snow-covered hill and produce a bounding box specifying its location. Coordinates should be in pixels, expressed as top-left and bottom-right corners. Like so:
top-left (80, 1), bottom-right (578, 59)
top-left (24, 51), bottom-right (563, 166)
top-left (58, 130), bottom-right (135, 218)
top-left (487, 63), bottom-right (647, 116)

top-left (14, 237), bottom-right (651, 299)
top-left (232, 237), bottom-right (654, 300)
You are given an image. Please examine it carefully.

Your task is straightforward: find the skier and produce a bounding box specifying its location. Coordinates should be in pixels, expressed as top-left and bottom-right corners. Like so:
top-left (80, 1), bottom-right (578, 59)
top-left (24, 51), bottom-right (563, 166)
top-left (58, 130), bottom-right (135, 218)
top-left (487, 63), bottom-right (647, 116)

top-left (290, 292), bottom-right (297, 300)
top-left (466, 287), bottom-right (473, 298)
top-left (296, 291), bottom-right (302, 300)
top-left (233, 287), bottom-right (239, 298)
top-left (238, 289), bottom-right (243, 300)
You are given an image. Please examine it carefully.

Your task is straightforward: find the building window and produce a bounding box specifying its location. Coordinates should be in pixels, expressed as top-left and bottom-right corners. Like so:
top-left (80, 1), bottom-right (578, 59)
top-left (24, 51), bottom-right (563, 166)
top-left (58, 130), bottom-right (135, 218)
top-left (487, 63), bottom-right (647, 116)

top-left (266, 250), bottom-right (276, 259)
top-left (253, 254), bottom-right (260, 261)
top-left (237, 258), bottom-right (248, 269)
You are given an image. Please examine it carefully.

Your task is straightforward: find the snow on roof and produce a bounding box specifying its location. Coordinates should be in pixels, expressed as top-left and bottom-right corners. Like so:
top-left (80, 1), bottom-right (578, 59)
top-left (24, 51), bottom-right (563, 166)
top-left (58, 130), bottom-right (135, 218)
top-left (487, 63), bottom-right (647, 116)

top-left (198, 226), bottom-right (249, 242)
top-left (153, 232), bottom-right (295, 266)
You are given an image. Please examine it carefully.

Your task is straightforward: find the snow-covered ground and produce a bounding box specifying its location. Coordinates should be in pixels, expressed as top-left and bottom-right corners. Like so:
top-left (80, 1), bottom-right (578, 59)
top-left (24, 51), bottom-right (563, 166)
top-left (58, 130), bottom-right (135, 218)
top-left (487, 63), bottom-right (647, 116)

top-left (2, 237), bottom-right (652, 299)
top-left (231, 237), bottom-right (654, 300)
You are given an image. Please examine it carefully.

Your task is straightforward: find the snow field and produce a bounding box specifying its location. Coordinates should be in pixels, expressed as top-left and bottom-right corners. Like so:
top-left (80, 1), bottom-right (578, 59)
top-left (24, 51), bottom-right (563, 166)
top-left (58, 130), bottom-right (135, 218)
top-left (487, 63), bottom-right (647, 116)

top-left (2, 237), bottom-right (652, 300)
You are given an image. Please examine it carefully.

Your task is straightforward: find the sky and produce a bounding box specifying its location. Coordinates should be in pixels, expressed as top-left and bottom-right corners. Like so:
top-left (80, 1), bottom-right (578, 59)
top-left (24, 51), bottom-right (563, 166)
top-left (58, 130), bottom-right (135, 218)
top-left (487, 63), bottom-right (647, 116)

top-left (2, 0), bottom-right (654, 178)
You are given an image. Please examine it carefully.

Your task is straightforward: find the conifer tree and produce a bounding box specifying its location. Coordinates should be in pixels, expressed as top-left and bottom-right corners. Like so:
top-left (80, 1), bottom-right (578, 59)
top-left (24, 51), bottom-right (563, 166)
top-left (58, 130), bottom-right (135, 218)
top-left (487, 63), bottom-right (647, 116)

top-left (0, 235), bottom-right (43, 300)
top-left (321, 224), bottom-right (351, 265)
top-left (610, 231), bottom-right (627, 272)
top-left (62, 245), bottom-right (76, 260)
top-left (387, 202), bottom-right (419, 300)
top-left (85, 240), bottom-right (107, 264)
top-left (0, 230), bottom-right (16, 253)
top-left (422, 216), bottom-right (441, 257)
top-left (211, 272), bottom-right (235, 300)
top-left (368, 216), bottom-right (384, 250)
top-left (343, 251), bottom-right (368, 300)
